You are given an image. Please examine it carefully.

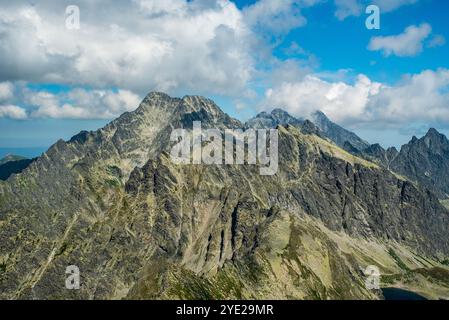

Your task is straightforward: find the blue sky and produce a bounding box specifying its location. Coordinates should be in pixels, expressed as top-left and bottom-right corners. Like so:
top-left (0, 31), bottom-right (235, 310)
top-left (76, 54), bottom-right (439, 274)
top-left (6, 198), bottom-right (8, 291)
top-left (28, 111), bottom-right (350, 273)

top-left (278, 1), bottom-right (449, 78)
top-left (1, 0), bottom-right (449, 158)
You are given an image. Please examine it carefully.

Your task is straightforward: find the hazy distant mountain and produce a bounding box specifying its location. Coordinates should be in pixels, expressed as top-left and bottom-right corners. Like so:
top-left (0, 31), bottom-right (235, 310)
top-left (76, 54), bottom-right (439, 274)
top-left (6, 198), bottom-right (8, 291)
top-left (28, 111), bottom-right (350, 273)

top-left (0, 154), bottom-right (25, 165)
top-left (310, 111), bottom-right (370, 151)
top-left (245, 108), bottom-right (304, 129)
top-left (0, 148), bottom-right (47, 159)
top-left (246, 109), bottom-right (370, 152)
top-left (0, 93), bottom-right (448, 300)
top-left (0, 155), bottom-right (35, 181)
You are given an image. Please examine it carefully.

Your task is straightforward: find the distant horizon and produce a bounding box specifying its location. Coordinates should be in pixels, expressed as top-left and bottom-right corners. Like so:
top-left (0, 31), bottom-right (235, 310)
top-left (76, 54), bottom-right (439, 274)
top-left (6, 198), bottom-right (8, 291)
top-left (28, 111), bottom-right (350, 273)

top-left (0, 147), bottom-right (48, 159)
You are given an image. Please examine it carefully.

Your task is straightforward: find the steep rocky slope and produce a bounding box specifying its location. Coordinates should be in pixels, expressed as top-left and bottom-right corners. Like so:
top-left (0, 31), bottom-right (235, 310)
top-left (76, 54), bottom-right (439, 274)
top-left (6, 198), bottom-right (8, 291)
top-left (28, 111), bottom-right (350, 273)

top-left (310, 111), bottom-right (370, 151)
top-left (389, 129), bottom-right (449, 199)
top-left (0, 93), bottom-right (448, 300)
top-left (357, 144), bottom-right (399, 169)
top-left (354, 129), bottom-right (449, 199)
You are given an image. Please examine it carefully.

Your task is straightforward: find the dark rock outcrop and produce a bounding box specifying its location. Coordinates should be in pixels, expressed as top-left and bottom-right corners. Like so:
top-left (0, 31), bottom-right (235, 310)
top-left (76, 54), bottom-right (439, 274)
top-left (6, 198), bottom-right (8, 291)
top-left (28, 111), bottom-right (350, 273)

top-left (389, 129), bottom-right (449, 198)
top-left (0, 158), bottom-right (35, 181)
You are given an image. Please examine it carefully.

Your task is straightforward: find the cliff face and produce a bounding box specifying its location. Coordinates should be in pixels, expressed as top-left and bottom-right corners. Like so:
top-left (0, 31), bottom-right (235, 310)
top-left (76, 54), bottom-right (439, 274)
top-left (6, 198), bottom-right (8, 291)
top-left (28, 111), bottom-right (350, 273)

top-left (389, 129), bottom-right (449, 199)
top-left (0, 93), bottom-right (448, 300)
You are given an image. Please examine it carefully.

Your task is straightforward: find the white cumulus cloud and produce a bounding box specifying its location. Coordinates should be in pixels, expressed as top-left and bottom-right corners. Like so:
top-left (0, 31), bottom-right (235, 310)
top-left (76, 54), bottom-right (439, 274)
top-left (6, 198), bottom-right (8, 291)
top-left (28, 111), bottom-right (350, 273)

top-left (368, 23), bottom-right (432, 57)
top-left (263, 74), bottom-right (381, 124)
top-left (0, 105), bottom-right (27, 120)
top-left (24, 88), bottom-right (142, 120)
top-left (262, 69), bottom-right (449, 128)
top-left (243, 0), bottom-right (322, 35)
top-left (0, 82), bottom-right (14, 101)
top-left (0, 0), bottom-right (254, 97)
top-left (366, 69), bottom-right (449, 125)
top-left (0, 0), bottom-right (327, 120)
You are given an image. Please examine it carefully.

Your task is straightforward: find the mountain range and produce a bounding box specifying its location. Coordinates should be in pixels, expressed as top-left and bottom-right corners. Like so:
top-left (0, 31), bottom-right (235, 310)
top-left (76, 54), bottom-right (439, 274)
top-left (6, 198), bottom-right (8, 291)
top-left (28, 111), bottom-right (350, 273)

top-left (248, 109), bottom-right (449, 200)
top-left (0, 92), bottom-right (448, 300)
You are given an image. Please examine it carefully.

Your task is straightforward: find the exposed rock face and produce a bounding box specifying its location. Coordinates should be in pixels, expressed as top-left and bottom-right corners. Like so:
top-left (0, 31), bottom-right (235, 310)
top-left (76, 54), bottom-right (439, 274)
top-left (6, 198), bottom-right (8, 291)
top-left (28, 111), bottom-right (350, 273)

top-left (388, 129), bottom-right (449, 199)
top-left (310, 111), bottom-right (370, 151)
top-left (353, 129), bottom-right (449, 199)
top-left (0, 93), bottom-right (448, 300)
top-left (357, 144), bottom-right (399, 169)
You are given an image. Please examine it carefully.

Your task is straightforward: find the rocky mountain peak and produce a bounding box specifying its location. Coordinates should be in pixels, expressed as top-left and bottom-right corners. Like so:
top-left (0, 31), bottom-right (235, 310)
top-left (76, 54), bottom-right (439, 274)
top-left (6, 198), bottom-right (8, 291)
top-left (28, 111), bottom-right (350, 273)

top-left (386, 146), bottom-right (399, 159)
top-left (390, 128), bottom-right (449, 198)
top-left (312, 110), bottom-right (327, 121)
top-left (180, 95), bottom-right (227, 121)
top-left (423, 128), bottom-right (448, 148)
top-left (271, 108), bottom-right (287, 115)
top-left (245, 108), bottom-right (303, 129)
top-left (270, 108), bottom-right (297, 120)
top-left (300, 119), bottom-right (322, 136)
top-left (402, 128), bottom-right (449, 152)
top-left (272, 109), bottom-right (305, 126)
top-left (426, 128), bottom-right (442, 138)
top-left (142, 91), bottom-right (174, 103)
top-left (310, 111), bottom-right (370, 151)
top-left (135, 91), bottom-right (181, 115)
top-left (136, 92), bottom-right (228, 122)
top-left (387, 146), bottom-right (399, 154)
top-left (245, 108), bottom-right (370, 152)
